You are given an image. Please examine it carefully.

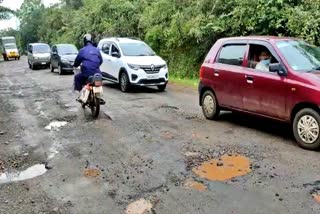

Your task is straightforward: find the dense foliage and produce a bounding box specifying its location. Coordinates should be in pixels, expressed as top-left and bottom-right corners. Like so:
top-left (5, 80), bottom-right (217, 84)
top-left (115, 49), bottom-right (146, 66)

top-left (3, 0), bottom-right (320, 78)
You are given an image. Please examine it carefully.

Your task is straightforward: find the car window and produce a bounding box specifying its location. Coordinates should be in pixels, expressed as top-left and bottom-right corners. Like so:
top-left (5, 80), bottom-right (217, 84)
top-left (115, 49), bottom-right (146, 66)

top-left (102, 43), bottom-right (111, 55)
top-left (33, 44), bottom-right (50, 54)
top-left (57, 45), bottom-right (78, 55)
top-left (111, 44), bottom-right (120, 54)
top-left (119, 42), bottom-right (155, 56)
top-left (52, 46), bottom-right (57, 53)
top-left (217, 45), bottom-right (246, 66)
top-left (276, 40), bottom-right (320, 72)
top-left (247, 44), bottom-right (279, 72)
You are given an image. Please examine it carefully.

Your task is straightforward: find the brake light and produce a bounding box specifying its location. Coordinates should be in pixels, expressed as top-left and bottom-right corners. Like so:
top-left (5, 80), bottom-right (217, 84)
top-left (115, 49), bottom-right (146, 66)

top-left (94, 81), bottom-right (102, 86)
top-left (200, 67), bottom-right (204, 81)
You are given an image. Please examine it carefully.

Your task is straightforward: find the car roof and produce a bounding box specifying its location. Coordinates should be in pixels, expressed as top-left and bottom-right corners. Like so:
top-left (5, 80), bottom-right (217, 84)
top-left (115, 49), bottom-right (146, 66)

top-left (99, 37), bottom-right (143, 44)
top-left (219, 36), bottom-right (299, 42)
top-left (55, 44), bottom-right (76, 47)
top-left (29, 43), bottom-right (49, 46)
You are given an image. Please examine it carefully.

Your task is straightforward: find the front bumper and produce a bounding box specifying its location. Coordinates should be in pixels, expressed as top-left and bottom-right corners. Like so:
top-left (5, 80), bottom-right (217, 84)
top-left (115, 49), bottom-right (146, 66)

top-left (60, 62), bottom-right (74, 71)
top-left (7, 53), bottom-right (20, 58)
top-left (33, 59), bottom-right (50, 66)
top-left (129, 67), bottom-right (169, 86)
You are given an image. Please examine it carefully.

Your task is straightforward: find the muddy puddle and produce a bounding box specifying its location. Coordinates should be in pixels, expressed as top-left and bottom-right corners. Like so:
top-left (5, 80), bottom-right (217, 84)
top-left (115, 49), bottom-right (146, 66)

top-left (184, 180), bottom-right (207, 191)
top-left (0, 164), bottom-right (47, 184)
top-left (192, 154), bottom-right (251, 181)
top-left (84, 167), bottom-right (101, 178)
top-left (126, 198), bottom-right (152, 214)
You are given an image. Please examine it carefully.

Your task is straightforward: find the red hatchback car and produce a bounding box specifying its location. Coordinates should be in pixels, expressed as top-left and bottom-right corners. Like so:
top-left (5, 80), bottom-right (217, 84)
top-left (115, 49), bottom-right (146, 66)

top-left (199, 36), bottom-right (320, 150)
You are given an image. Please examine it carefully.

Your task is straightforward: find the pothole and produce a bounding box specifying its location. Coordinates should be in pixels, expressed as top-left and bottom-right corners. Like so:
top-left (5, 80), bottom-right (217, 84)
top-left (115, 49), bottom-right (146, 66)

top-left (0, 164), bottom-right (47, 184)
top-left (83, 166), bottom-right (101, 178)
top-left (45, 121), bottom-right (68, 131)
top-left (126, 198), bottom-right (152, 214)
top-left (184, 179), bottom-right (207, 191)
top-left (192, 154), bottom-right (251, 181)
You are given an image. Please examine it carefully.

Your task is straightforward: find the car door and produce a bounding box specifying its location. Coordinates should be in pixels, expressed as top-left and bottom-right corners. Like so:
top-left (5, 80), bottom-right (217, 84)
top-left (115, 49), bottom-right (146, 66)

top-left (211, 42), bottom-right (248, 109)
top-left (99, 42), bottom-right (115, 80)
top-left (242, 41), bottom-right (288, 119)
top-left (108, 43), bottom-right (122, 81)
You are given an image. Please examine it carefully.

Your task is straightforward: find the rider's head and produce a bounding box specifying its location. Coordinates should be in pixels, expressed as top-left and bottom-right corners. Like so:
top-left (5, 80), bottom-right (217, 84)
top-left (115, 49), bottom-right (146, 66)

top-left (83, 34), bottom-right (93, 46)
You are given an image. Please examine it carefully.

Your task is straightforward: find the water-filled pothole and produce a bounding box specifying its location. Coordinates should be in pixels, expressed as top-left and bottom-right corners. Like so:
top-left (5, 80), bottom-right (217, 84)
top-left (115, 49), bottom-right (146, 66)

top-left (192, 154), bottom-right (251, 181)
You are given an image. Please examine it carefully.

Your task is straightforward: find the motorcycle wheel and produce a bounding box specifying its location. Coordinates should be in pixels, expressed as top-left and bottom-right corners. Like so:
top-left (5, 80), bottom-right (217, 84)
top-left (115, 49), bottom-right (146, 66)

top-left (90, 95), bottom-right (100, 119)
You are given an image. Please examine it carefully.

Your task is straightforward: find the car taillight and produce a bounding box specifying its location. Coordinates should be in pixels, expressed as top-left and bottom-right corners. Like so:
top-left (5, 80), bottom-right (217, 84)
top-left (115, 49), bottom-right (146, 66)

top-left (94, 81), bottom-right (102, 86)
top-left (200, 67), bottom-right (204, 81)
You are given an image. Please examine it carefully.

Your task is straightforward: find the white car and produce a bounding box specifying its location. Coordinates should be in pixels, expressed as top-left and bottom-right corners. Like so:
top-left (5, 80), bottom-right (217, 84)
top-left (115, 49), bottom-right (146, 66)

top-left (97, 38), bottom-right (169, 92)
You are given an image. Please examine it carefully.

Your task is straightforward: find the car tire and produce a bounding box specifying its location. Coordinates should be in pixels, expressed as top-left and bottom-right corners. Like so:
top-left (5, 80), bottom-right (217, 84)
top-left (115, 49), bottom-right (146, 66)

top-left (120, 72), bottom-right (130, 92)
top-left (58, 64), bottom-right (64, 75)
top-left (50, 63), bottom-right (54, 72)
top-left (31, 63), bottom-right (35, 70)
top-left (201, 90), bottom-right (220, 120)
top-left (293, 108), bottom-right (320, 150)
top-left (157, 84), bottom-right (167, 92)
top-left (28, 61), bottom-right (31, 69)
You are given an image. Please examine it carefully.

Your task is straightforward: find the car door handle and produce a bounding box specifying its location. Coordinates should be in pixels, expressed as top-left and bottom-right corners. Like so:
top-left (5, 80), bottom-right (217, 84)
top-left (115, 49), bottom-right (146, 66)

top-left (245, 75), bottom-right (254, 84)
top-left (214, 70), bottom-right (220, 77)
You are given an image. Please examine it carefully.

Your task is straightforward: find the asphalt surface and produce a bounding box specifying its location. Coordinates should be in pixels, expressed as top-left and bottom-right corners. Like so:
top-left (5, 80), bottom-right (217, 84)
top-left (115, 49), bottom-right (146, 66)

top-left (0, 57), bottom-right (320, 214)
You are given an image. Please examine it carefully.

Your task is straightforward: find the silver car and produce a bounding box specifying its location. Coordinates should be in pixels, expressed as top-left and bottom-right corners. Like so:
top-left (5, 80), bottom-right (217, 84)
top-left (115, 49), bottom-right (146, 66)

top-left (27, 43), bottom-right (51, 70)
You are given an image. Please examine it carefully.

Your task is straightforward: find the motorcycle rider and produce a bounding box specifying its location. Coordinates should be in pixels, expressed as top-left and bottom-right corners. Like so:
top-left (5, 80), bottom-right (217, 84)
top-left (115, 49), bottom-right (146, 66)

top-left (73, 33), bottom-right (105, 104)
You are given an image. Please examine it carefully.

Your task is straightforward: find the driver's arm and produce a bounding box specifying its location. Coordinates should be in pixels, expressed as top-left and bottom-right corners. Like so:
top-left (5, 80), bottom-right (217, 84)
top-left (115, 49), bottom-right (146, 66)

top-left (74, 49), bottom-right (84, 68)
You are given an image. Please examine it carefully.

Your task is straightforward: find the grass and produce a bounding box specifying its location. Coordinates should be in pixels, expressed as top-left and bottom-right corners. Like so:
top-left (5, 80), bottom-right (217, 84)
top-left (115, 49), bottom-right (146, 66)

top-left (169, 76), bottom-right (199, 88)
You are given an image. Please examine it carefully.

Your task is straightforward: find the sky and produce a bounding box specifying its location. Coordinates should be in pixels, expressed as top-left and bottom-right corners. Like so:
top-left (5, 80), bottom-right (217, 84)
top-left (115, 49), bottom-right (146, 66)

top-left (0, 0), bottom-right (61, 30)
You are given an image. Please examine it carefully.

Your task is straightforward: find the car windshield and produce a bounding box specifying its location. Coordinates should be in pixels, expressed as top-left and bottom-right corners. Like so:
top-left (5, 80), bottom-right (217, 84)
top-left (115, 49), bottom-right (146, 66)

top-left (276, 40), bottom-right (320, 72)
top-left (58, 45), bottom-right (78, 55)
top-left (4, 44), bottom-right (17, 49)
top-left (119, 42), bottom-right (156, 56)
top-left (33, 45), bottom-right (50, 53)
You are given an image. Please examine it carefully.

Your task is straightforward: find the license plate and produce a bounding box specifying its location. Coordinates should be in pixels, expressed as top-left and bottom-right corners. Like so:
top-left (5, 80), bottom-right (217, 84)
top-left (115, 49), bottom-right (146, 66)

top-left (41, 62), bottom-right (46, 65)
top-left (93, 86), bottom-right (103, 94)
top-left (147, 74), bottom-right (159, 79)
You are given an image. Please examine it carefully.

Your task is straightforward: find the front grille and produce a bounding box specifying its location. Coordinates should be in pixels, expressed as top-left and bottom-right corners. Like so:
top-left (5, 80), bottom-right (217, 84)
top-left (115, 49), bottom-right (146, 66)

top-left (138, 78), bottom-right (166, 85)
top-left (140, 65), bottom-right (164, 74)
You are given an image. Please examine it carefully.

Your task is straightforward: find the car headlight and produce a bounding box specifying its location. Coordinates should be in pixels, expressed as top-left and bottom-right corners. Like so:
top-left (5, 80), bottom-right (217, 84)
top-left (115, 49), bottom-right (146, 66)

top-left (34, 56), bottom-right (39, 60)
top-left (61, 58), bottom-right (69, 63)
top-left (162, 64), bottom-right (168, 69)
top-left (128, 64), bottom-right (140, 70)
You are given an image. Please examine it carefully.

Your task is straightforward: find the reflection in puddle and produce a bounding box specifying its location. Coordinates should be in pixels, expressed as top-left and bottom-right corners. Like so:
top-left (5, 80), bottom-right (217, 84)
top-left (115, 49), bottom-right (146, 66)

top-left (45, 121), bottom-right (68, 131)
top-left (192, 155), bottom-right (251, 181)
top-left (0, 164), bottom-right (47, 184)
top-left (184, 180), bottom-right (207, 191)
top-left (126, 198), bottom-right (152, 214)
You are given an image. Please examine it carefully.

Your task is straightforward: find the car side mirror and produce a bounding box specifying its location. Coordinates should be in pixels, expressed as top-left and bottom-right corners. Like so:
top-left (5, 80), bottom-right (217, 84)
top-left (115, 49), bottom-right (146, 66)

top-left (269, 63), bottom-right (287, 77)
top-left (111, 52), bottom-right (120, 58)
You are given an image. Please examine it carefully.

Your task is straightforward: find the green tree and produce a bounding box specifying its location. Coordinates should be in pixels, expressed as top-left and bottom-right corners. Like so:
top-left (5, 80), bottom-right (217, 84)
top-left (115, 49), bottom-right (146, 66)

top-left (0, 5), bottom-right (14, 20)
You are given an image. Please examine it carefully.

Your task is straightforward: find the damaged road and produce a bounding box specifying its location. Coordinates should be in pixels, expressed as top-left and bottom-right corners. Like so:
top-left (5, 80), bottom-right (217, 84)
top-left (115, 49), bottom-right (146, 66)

top-left (0, 57), bottom-right (320, 213)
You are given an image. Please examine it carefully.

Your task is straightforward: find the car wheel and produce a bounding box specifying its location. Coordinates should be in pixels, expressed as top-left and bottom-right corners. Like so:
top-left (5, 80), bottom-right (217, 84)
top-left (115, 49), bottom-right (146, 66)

top-left (201, 90), bottom-right (220, 120)
top-left (120, 72), bottom-right (130, 92)
top-left (58, 64), bottom-right (63, 75)
top-left (50, 63), bottom-right (54, 72)
top-left (157, 84), bottom-right (167, 92)
top-left (293, 108), bottom-right (320, 150)
top-left (31, 63), bottom-right (35, 70)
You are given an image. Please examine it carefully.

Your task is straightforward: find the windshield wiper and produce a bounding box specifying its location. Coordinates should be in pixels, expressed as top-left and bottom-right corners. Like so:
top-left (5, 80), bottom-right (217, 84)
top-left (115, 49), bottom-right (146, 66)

top-left (313, 66), bottom-right (320, 71)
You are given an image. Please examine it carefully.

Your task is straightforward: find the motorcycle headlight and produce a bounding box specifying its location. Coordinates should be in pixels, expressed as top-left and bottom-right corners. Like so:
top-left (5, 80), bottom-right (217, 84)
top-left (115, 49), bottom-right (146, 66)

top-left (61, 58), bottom-right (69, 63)
top-left (128, 64), bottom-right (140, 71)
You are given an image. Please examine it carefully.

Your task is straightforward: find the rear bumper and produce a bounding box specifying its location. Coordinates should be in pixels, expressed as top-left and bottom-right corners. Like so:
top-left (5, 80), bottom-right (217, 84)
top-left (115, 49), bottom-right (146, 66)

top-left (198, 81), bottom-right (204, 106)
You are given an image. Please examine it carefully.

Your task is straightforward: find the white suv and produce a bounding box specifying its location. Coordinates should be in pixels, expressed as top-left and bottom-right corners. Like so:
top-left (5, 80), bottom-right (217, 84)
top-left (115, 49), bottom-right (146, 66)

top-left (97, 38), bottom-right (169, 92)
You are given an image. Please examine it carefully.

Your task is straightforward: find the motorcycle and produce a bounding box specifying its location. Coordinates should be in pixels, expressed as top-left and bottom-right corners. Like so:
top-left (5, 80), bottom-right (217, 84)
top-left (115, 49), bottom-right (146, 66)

top-left (77, 72), bottom-right (104, 118)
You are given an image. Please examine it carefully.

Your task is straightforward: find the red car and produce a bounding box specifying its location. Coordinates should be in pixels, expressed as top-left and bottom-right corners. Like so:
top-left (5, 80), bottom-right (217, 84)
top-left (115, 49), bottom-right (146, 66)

top-left (199, 36), bottom-right (320, 150)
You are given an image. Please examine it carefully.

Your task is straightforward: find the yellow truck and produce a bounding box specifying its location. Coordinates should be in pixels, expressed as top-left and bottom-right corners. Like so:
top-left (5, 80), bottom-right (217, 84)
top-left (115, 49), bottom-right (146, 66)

top-left (1, 36), bottom-right (20, 61)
